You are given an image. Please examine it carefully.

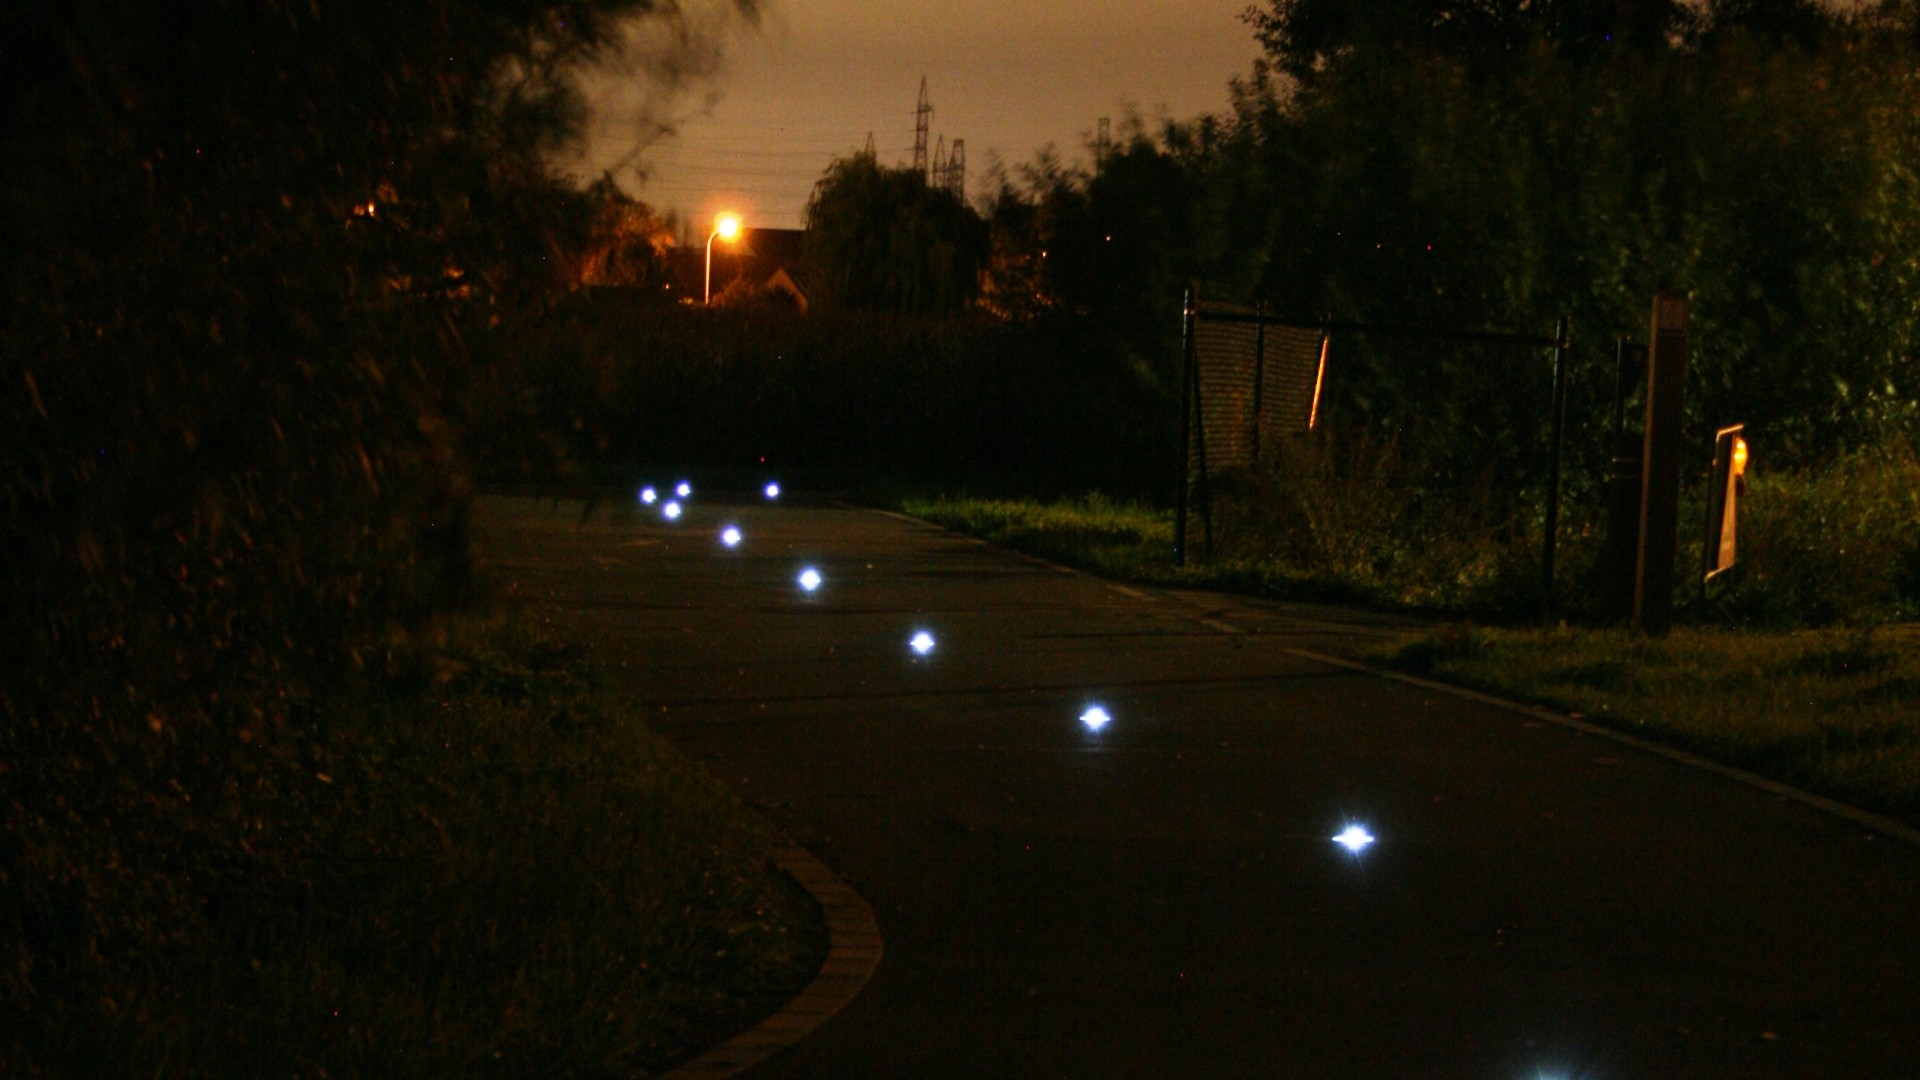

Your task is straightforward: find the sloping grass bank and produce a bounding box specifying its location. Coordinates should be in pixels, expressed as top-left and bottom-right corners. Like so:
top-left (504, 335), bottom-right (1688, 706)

top-left (1377, 626), bottom-right (1920, 828)
top-left (13, 614), bottom-right (826, 1078)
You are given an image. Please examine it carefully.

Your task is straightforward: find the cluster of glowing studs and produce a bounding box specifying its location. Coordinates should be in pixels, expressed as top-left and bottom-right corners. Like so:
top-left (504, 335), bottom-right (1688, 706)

top-left (638, 482), bottom-right (693, 521)
top-left (645, 477), bottom-right (1379, 852)
top-left (1333, 824), bottom-right (1376, 853)
top-left (681, 488), bottom-right (1114, 735)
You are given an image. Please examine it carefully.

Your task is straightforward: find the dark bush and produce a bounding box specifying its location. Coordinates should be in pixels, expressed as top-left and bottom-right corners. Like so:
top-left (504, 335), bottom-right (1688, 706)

top-left (474, 291), bottom-right (1179, 499)
top-left (0, 1), bottom-right (745, 1068)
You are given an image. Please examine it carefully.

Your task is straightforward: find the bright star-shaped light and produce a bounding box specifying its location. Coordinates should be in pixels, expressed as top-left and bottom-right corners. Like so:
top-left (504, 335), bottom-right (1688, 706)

top-left (662, 501), bottom-right (682, 521)
top-left (798, 567), bottom-right (822, 592)
top-left (720, 526), bottom-right (742, 548)
top-left (910, 630), bottom-right (936, 656)
top-left (1333, 824), bottom-right (1376, 854)
top-left (764, 481), bottom-right (781, 500)
top-left (639, 486), bottom-right (658, 505)
top-left (1080, 705), bottom-right (1112, 732)
top-left (675, 481), bottom-right (692, 498)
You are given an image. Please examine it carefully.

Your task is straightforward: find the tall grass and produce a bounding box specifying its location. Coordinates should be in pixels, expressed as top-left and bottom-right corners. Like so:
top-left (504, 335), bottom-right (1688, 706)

top-left (1697, 442), bottom-right (1920, 626)
top-left (1204, 431), bottom-right (1551, 615)
top-left (1212, 431), bottom-right (1920, 625)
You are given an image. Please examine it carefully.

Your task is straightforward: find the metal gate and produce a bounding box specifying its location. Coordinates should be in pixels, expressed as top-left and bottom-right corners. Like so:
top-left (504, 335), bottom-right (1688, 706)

top-left (1184, 300), bottom-right (1329, 475)
top-left (1176, 289), bottom-right (1572, 617)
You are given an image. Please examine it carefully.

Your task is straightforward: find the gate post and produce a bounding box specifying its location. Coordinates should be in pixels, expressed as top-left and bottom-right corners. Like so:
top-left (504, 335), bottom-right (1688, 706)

top-left (1175, 288), bottom-right (1196, 567)
top-left (1633, 294), bottom-right (1689, 633)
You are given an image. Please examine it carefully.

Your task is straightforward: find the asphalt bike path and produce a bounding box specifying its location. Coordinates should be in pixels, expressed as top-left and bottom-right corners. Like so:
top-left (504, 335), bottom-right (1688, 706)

top-left (475, 496), bottom-right (1920, 1079)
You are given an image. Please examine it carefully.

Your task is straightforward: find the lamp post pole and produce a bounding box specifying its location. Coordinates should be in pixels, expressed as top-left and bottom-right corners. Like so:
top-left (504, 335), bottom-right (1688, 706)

top-left (704, 213), bottom-right (741, 304)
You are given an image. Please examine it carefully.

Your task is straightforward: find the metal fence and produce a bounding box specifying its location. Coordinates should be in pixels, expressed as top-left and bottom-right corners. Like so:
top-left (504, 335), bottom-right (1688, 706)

top-left (1175, 289), bottom-right (1572, 617)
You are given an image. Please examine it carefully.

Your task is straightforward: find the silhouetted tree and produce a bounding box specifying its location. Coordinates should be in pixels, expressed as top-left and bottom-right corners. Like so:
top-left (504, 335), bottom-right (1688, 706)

top-left (1219, 5), bottom-right (1916, 468)
top-left (801, 152), bottom-right (987, 315)
top-left (0, 0), bottom-right (758, 1067)
top-left (1693, 0), bottom-right (1836, 49)
top-left (570, 177), bottom-right (675, 288)
top-left (1241, 0), bottom-right (1693, 77)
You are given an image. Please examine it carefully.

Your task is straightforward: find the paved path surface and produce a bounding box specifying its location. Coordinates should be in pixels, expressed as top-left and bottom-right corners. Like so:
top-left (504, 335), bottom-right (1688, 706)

top-left (476, 496), bottom-right (1920, 1079)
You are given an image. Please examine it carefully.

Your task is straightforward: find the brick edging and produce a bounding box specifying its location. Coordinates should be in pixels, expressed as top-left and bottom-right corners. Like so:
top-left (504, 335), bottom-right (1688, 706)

top-left (657, 845), bottom-right (883, 1078)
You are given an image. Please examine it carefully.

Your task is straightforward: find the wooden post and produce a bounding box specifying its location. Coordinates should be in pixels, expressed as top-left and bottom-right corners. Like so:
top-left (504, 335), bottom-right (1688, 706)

top-left (1633, 294), bottom-right (1689, 633)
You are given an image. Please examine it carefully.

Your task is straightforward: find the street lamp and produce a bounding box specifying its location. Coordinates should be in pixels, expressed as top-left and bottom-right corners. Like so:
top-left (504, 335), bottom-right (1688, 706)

top-left (704, 212), bottom-right (742, 304)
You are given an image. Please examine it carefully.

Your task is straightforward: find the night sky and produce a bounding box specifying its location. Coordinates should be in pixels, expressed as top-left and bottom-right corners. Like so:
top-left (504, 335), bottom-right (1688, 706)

top-left (572, 0), bottom-right (1262, 230)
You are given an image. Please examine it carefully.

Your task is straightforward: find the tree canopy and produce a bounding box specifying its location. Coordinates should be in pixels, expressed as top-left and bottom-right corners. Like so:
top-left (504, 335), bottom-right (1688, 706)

top-left (1241, 0), bottom-right (1692, 77)
top-left (1219, 0), bottom-right (1920, 470)
top-left (801, 152), bottom-right (987, 315)
top-left (1, 2), bottom-right (754, 1065)
top-left (1240, 0), bottom-right (1857, 78)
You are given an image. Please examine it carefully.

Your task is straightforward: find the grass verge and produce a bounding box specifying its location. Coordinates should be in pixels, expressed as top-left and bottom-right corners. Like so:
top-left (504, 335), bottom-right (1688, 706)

top-left (1375, 625), bottom-right (1920, 829)
top-left (898, 493), bottom-right (1389, 607)
top-left (22, 613), bottom-right (827, 1078)
top-left (906, 440), bottom-right (1920, 627)
top-left (902, 494), bottom-right (1920, 830)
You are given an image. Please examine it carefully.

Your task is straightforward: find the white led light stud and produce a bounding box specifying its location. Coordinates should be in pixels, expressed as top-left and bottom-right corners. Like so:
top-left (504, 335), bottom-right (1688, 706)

top-left (1332, 824), bottom-right (1375, 854)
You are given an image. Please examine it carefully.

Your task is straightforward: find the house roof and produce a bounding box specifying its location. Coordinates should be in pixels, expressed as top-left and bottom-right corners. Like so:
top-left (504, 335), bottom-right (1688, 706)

top-left (742, 227), bottom-right (805, 267)
top-left (666, 227), bottom-right (810, 301)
